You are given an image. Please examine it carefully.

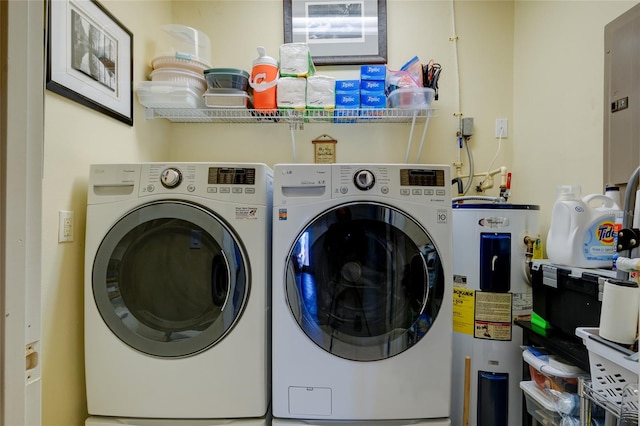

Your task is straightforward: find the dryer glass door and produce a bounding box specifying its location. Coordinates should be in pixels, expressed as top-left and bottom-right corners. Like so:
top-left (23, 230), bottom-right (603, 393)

top-left (285, 202), bottom-right (445, 361)
top-left (92, 201), bottom-right (248, 358)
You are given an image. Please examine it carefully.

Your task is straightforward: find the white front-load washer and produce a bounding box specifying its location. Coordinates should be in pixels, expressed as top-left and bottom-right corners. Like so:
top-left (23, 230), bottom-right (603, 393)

top-left (271, 164), bottom-right (452, 423)
top-left (84, 163), bottom-right (272, 420)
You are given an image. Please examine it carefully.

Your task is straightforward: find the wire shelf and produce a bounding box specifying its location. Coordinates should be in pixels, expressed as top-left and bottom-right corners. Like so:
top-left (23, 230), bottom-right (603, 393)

top-left (143, 107), bottom-right (435, 125)
top-left (582, 380), bottom-right (638, 420)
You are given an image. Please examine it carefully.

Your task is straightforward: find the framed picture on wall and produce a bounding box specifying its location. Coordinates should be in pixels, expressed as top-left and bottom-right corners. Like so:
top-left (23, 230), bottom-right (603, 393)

top-left (46, 0), bottom-right (133, 126)
top-left (284, 0), bottom-right (387, 66)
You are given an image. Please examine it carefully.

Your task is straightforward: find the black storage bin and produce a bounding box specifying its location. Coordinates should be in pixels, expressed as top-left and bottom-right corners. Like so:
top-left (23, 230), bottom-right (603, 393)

top-left (530, 261), bottom-right (615, 338)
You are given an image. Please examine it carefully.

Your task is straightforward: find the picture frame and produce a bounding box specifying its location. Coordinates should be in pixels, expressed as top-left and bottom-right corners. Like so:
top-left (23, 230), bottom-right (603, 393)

top-left (284, 0), bottom-right (387, 66)
top-left (46, 0), bottom-right (133, 126)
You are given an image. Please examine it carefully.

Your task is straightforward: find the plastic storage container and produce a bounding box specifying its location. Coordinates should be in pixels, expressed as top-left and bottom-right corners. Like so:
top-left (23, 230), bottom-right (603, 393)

top-left (151, 24), bottom-right (212, 72)
top-left (149, 68), bottom-right (207, 93)
top-left (523, 349), bottom-right (586, 394)
top-left (136, 81), bottom-right (205, 109)
top-left (204, 68), bottom-right (250, 92)
top-left (387, 87), bottom-right (435, 109)
top-left (520, 380), bottom-right (563, 425)
top-left (203, 90), bottom-right (250, 108)
top-left (546, 185), bottom-right (621, 268)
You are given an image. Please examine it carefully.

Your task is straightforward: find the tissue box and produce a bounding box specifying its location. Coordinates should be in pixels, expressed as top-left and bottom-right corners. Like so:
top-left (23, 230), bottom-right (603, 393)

top-left (277, 77), bottom-right (307, 109)
top-left (360, 65), bottom-right (386, 81)
top-left (306, 75), bottom-right (336, 108)
top-left (280, 43), bottom-right (315, 77)
top-left (335, 80), bottom-right (360, 94)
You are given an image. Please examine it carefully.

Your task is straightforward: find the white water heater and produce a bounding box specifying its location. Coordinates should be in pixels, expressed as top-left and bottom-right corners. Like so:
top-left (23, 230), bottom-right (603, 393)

top-left (451, 203), bottom-right (540, 426)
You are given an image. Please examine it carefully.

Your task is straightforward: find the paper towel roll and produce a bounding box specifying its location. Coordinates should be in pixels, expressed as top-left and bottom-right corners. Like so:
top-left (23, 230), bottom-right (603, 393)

top-left (599, 278), bottom-right (639, 344)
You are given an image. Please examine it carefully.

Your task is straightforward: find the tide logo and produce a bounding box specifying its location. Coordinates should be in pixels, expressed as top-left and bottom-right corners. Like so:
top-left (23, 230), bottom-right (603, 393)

top-left (597, 220), bottom-right (616, 245)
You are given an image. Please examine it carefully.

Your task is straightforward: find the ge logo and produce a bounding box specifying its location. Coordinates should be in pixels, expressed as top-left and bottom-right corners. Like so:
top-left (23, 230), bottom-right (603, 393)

top-left (437, 209), bottom-right (448, 223)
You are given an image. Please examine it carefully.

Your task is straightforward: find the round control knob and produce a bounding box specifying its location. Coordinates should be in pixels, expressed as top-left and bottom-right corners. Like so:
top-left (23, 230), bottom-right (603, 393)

top-left (354, 169), bottom-right (375, 190)
top-left (160, 168), bottom-right (182, 188)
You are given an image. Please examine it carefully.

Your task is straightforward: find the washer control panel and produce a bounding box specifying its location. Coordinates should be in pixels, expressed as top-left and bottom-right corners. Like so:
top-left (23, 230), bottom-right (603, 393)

top-left (334, 164), bottom-right (450, 203)
top-left (273, 163), bottom-right (450, 206)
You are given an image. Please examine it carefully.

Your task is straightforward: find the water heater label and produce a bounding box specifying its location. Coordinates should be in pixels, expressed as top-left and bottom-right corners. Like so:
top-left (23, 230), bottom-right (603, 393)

top-left (473, 292), bottom-right (512, 341)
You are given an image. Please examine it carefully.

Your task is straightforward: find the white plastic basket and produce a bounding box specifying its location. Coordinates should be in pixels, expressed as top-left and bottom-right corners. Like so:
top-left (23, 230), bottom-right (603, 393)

top-left (576, 327), bottom-right (638, 404)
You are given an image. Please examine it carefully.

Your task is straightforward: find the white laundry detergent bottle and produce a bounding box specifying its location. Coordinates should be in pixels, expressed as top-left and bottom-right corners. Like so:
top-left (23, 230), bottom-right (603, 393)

top-left (546, 184), bottom-right (621, 268)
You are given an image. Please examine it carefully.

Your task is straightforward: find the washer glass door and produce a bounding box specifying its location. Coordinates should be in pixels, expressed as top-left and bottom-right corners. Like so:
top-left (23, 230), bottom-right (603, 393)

top-left (286, 202), bottom-right (445, 361)
top-left (93, 201), bottom-right (248, 358)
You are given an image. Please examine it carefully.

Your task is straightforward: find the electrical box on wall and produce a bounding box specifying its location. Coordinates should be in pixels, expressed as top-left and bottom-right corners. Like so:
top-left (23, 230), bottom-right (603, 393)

top-left (603, 3), bottom-right (640, 186)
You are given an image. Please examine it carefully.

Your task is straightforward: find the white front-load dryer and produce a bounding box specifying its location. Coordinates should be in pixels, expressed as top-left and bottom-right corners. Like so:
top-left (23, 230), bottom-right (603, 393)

top-left (271, 164), bottom-right (452, 423)
top-left (84, 163), bottom-right (272, 419)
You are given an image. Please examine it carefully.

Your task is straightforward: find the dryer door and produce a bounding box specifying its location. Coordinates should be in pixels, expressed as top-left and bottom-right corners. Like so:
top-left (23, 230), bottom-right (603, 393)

top-left (285, 202), bottom-right (445, 361)
top-left (92, 201), bottom-right (248, 358)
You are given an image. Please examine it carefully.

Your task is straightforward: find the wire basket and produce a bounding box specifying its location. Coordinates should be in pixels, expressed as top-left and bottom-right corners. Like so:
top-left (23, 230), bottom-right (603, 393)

top-left (576, 328), bottom-right (638, 405)
top-left (620, 384), bottom-right (639, 425)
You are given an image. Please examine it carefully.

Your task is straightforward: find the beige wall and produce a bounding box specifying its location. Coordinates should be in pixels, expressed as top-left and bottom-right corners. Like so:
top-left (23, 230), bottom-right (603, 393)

top-left (167, 0), bottom-right (516, 176)
top-left (40, 1), bottom-right (638, 425)
top-left (513, 0), bottom-right (635, 233)
top-left (41, 1), bottom-right (173, 424)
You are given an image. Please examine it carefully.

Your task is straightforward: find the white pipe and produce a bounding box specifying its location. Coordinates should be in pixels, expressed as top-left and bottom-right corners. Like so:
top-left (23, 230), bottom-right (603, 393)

top-left (615, 257), bottom-right (640, 273)
top-left (450, 0), bottom-right (462, 163)
top-left (415, 111), bottom-right (432, 162)
top-left (290, 127), bottom-right (297, 163)
top-left (405, 111), bottom-right (418, 163)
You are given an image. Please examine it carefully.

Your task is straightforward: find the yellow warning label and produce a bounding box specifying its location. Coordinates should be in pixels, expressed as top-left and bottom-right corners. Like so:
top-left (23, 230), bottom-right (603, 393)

top-left (453, 287), bottom-right (475, 335)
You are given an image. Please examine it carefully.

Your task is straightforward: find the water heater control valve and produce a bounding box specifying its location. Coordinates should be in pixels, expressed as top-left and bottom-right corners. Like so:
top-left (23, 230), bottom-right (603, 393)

top-left (354, 169), bottom-right (375, 190)
top-left (160, 168), bottom-right (183, 188)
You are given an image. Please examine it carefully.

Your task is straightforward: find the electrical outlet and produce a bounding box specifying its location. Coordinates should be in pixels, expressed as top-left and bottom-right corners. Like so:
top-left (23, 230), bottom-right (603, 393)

top-left (58, 210), bottom-right (74, 243)
top-left (495, 118), bottom-right (508, 138)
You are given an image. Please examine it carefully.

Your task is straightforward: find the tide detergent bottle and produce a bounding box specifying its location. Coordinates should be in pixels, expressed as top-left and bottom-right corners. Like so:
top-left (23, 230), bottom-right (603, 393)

top-left (546, 185), bottom-right (621, 268)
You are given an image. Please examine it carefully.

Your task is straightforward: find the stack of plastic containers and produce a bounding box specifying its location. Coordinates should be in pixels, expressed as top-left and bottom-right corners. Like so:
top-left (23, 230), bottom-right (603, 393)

top-left (137, 25), bottom-right (212, 110)
top-left (520, 348), bottom-right (597, 425)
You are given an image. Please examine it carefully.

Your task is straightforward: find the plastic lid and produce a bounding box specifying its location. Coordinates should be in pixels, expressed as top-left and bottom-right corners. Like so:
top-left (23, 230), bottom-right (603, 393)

top-left (556, 184), bottom-right (581, 200)
top-left (253, 46), bottom-right (278, 67)
top-left (157, 24), bottom-right (211, 65)
top-left (523, 349), bottom-right (586, 378)
top-left (204, 68), bottom-right (250, 78)
top-left (519, 381), bottom-right (557, 411)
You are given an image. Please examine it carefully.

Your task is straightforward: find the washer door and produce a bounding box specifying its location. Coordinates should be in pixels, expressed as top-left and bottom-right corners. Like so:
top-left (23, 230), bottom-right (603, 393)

top-left (92, 201), bottom-right (248, 358)
top-left (286, 202), bottom-right (445, 361)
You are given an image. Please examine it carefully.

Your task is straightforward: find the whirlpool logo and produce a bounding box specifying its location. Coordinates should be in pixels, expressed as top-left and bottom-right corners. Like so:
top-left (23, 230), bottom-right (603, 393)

top-left (478, 217), bottom-right (510, 228)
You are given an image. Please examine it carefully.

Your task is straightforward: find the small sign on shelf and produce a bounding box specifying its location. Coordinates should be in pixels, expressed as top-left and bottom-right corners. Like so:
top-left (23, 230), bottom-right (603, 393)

top-left (312, 134), bottom-right (337, 164)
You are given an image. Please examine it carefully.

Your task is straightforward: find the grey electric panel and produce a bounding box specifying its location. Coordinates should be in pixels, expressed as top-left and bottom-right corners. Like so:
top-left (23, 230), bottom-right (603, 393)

top-left (604, 3), bottom-right (640, 186)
